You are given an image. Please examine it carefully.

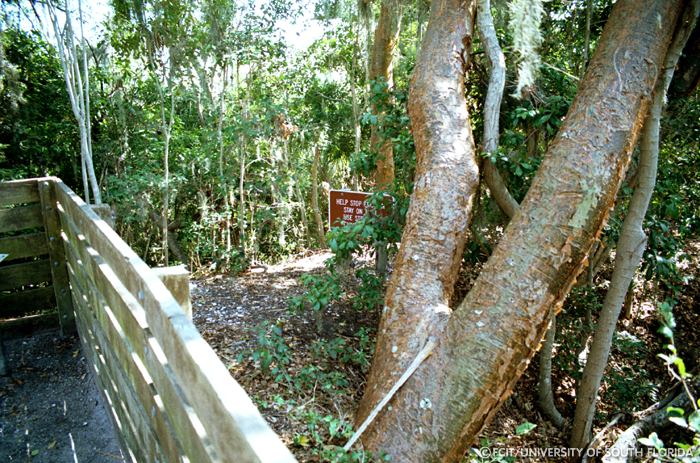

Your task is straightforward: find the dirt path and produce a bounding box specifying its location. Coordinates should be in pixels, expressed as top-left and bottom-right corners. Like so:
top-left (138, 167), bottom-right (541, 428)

top-left (0, 330), bottom-right (124, 463)
top-left (191, 251), bottom-right (379, 460)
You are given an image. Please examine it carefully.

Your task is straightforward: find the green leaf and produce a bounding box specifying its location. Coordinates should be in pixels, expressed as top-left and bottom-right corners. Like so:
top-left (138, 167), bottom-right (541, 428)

top-left (668, 416), bottom-right (688, 428)
top-left (639, 432), bottom-right (664, 450)
top-left (673, 357), bottom-right (687, 377)
top-left (658, 325), bottom-right (673, 339)
top-left (688, 410), bottom-right (700, 432)
top-left (667, 406), bottom-right (685, 416)
top-left (515, 422), bottom-right (536, 436)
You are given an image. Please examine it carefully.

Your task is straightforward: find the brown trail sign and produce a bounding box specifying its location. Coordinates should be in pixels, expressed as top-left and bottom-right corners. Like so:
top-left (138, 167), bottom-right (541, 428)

top-left (328, 189), bottom-right (393, 229)
top-left (328, 190), bottom-right (373, 228)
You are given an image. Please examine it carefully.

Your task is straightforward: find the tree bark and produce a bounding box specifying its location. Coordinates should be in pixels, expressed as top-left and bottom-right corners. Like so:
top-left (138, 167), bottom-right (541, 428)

top-left (538, 311), bottom-right (564, 428)
top-left (477, 0), bottom-right (519, 219)
top-left (370, 0), bottom-right (402, 189)
top-left (570, 2), bottom-right (699, 449)
top-left (355, 0), bottom-right (480, 447)
top-left (311, 146), bottom-right (327, 247)
top-left (357, 1), bottom-right (684, 460)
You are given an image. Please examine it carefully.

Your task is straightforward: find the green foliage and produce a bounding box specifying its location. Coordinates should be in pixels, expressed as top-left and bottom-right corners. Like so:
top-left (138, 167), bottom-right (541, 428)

top-left (248, 321), bottom-right (291, 383)
top-left (515, 421), bottom-right (537, 436)
top-left (289, 272), bottom-right (344, 332)
top-left (352, 269), bottom-right (383, 312)
top-left (636, 300), bottom-right (700, 461)
top-left (0, 28), bottom-right (79, 183)
top-left (642, 96), bottom-right (700, 293)
top-left (604, 331), bottom-right (657, 411)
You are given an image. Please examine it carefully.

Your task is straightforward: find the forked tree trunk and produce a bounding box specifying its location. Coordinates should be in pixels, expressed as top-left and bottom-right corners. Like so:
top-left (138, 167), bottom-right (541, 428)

top-left (370, 0), bottom-right (402, 189)
top-left (355, 0), bottom-right (480, 441)
top-left (570, 2), bottom-right (698, 449)
top-left (355, 1), bottom-right (684, 460)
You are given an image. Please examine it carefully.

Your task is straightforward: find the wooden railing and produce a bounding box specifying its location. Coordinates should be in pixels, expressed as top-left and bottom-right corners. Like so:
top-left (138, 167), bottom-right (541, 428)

top-left (0, 177), bottom-right (297, 463)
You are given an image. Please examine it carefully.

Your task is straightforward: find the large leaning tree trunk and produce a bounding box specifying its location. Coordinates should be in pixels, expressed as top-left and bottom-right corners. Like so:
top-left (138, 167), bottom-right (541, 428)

top-left (370, 0), bottom-right (403, 189)
top-left (354, 0), bottom-right (685, 460)
top-left (355, 0), bottom-right (480, 438)
top-left (570, 2), bottom-right (699, 449)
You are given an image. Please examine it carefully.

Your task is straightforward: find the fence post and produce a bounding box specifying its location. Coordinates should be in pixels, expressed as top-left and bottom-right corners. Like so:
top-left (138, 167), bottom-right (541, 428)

top-left (152, 265), bottom-right (192, 319)
top-left (38, 180), bottom-right (75, 334)
top-left (91, 204), bottom-right (115, 228)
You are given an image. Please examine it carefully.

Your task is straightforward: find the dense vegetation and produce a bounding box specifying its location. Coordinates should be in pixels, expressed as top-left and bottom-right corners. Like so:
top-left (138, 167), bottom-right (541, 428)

top-left (1, 0), bottom-right (698, 461)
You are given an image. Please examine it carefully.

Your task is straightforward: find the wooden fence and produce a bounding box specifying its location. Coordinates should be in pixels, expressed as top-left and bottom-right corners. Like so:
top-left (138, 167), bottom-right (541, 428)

top-left (0, 178), bottom-right (69, 329)
top-left (0, 177), bottom-right (297, 463)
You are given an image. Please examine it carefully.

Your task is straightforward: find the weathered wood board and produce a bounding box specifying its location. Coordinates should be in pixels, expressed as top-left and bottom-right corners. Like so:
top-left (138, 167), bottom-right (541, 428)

top-left (0, 179), bottom-right (40, 207)
top-left (0, 232), bottom-right (49, 262)
top-left (0, 260), bottom-right (52, 291)
top-left (51, 177), bottom-right (297, 463)
top-left (0, 204), bottom-right (44, 234)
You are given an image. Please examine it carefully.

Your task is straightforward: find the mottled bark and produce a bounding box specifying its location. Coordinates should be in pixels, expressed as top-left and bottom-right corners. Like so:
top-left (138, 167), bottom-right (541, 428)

top-left (477, 0), bottom-right (519, 219)
top-left (570, 2), bottom-right (699, 449)
top-left (358, 1), bottom-right (683, 460)
top-left (370, 0), bottom-right (402, 189)
top-left (355, 0), bottom-right (480, 449)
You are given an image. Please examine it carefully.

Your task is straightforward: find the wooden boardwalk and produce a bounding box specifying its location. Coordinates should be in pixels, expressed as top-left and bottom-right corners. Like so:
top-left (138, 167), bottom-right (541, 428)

top-left (0, 177), bottom-right (297, 463)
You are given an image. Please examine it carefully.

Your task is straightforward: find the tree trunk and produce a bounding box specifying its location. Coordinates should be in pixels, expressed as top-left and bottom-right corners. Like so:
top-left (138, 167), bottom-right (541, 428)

top-left (355, 0), bottom-right (481, 445)
top-left (217, 64), bottom-right (232, 264)
top-left (351, 13), bottom-right (363, 190)
top-left (370, 0), bottom-right (402, 189)
top-left (538, 311), bottom-right (564, 427)
top-left (294, 178), bottom-right (309, 242)
top-left (570, 2), bottom-right (698, 449)
top-left (356, 1), bottom-right (684, 460)
top-left (48, 0), bottom-right (101, 204)
top-left (582, 0), bottom-right (593, 76)
top-left (477, 0), bottom-right (519, 219)
top-left (311, 146), bottom-right (327, 247)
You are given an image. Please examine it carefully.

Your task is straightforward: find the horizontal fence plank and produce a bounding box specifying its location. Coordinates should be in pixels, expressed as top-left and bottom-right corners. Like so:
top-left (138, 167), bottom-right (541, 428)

top-left (0, 310), bottom-right (57, 330)
top-left (69, 280), bottom-right (145, 463)
top-left (60, 212), bottom-right (214, 463)
top-left (0, 204), bottom-right (44, 234)
top-left (0, 259), bottom-right (51, 291)
top-left (0, 232), bottom-right (48, 262)
top-left (0, 286), bottom-right (55, 317)
top-left (67, 259), bottom-right (165, 463)
top-left (62, 233), bottom-right (186, 462)
top-left (54, 179), bottom-right (297, 463)
top-left (0, 180), bottom-right (40, 207)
